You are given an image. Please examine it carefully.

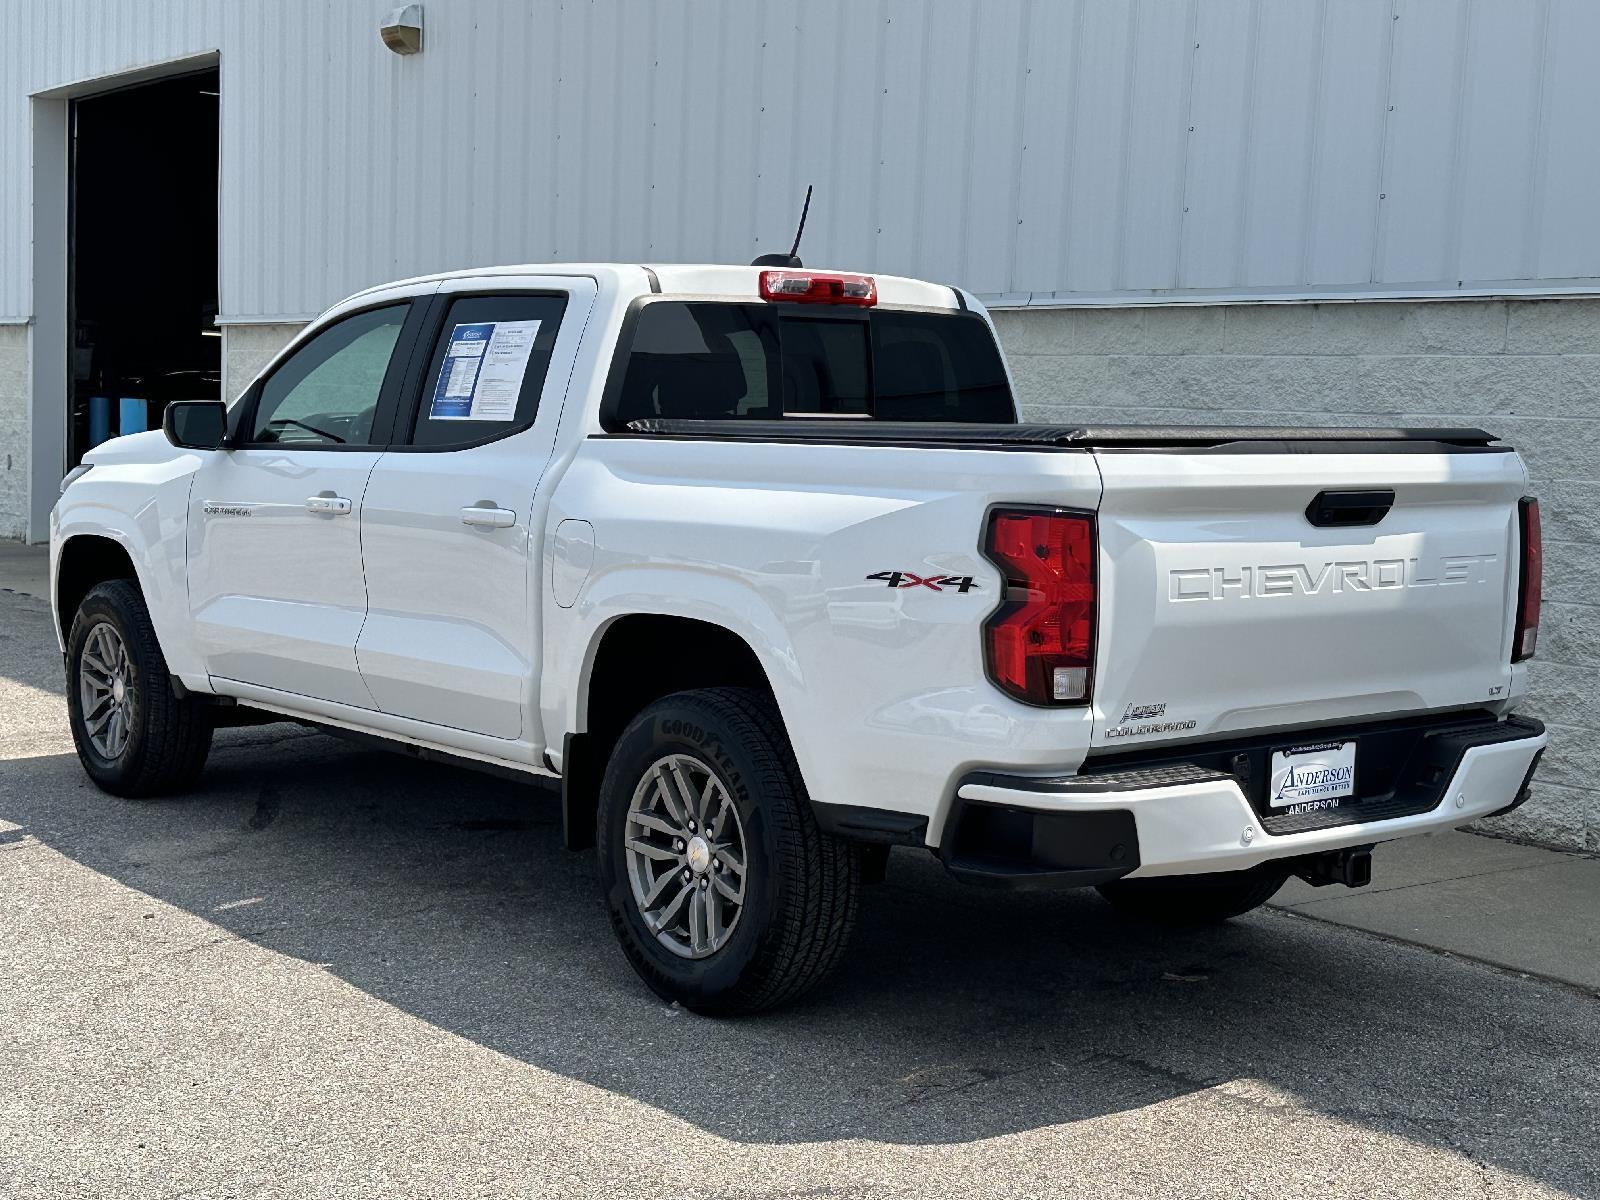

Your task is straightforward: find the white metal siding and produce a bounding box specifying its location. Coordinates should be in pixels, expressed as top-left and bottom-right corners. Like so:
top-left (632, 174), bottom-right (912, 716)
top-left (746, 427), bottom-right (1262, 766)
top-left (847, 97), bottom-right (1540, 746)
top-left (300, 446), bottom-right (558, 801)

top-left (4, 0), bottom-right (1600, 321)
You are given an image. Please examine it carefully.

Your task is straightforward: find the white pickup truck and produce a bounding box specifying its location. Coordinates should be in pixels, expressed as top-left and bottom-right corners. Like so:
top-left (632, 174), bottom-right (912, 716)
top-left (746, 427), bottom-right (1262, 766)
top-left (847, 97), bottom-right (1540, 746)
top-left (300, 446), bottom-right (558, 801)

top-left (51, 263), bottom-right (1547, 1014)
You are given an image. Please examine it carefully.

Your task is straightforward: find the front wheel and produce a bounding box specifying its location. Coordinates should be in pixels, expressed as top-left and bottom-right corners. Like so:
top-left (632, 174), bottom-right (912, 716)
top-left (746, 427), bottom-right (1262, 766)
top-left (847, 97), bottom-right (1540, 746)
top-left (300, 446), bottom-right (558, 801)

top-left (65, 580), bottom-right (215, 797)
top-left (1096, 866), bottom-right (1289, 926)
top-left (596, 687), bottom-right (860, 1015)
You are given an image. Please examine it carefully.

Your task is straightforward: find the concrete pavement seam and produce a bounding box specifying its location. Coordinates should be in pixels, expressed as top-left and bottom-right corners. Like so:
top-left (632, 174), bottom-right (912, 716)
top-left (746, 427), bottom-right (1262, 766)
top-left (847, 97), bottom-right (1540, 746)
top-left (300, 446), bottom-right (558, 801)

top-left (1266, 904), bottom-right (1600, 1003)
top-left (1273, 857), bottom-right (1596, 909)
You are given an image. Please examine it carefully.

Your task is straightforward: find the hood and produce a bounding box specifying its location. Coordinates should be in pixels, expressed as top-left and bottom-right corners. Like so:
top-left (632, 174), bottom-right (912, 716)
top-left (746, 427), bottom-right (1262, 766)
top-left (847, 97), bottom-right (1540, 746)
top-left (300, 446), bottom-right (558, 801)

top-left (82, 429), bottom-right (183, 467)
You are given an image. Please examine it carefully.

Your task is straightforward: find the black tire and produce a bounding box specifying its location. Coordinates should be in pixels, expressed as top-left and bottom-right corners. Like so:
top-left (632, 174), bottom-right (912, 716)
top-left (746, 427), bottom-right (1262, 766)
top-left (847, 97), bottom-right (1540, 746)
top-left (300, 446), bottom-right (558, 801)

top-left (65, 579), bottom-right (215, 798)
top-left (596, 687), bottom-right (860, 1015)
top-left (1096, 865), bottom-right (1288, 926)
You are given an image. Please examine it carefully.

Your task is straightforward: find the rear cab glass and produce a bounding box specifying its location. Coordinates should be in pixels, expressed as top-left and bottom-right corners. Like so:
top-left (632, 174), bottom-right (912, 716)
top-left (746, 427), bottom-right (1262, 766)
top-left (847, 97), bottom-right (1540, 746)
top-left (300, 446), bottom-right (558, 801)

top-left (609, 302), bottom-right (1014, 426)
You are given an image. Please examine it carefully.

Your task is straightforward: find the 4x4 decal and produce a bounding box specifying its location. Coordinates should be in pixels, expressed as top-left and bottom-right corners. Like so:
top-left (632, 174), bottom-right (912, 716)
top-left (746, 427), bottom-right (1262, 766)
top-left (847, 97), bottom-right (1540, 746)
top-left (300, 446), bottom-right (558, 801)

top-left (865, 571), bottom-right (980, 593)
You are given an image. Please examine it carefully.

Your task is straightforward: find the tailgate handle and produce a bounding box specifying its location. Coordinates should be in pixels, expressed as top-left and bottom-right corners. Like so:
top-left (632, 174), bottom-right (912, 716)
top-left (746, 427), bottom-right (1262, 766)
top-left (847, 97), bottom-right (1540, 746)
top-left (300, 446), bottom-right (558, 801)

top-left (1305, 489), bottom-right (1395, 528)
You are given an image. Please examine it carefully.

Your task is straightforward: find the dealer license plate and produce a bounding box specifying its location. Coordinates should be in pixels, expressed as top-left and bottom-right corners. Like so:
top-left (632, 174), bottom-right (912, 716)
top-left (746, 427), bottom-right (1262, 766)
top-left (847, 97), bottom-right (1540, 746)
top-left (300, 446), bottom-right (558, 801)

top-left (1269, 741), bottom-right (1357, 810)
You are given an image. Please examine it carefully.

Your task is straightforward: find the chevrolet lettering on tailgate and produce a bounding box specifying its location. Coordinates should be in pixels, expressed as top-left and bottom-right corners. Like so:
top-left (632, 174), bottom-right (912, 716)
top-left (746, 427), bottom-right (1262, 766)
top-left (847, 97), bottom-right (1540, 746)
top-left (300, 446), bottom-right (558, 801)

top-left (1168, 552), bottom-right (1498, 602)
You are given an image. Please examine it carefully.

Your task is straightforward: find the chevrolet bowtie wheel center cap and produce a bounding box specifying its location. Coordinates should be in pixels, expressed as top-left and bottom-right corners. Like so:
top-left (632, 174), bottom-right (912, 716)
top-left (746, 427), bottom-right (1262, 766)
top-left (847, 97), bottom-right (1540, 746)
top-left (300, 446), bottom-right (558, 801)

top-left (685, 835), bottom-right (712, 875)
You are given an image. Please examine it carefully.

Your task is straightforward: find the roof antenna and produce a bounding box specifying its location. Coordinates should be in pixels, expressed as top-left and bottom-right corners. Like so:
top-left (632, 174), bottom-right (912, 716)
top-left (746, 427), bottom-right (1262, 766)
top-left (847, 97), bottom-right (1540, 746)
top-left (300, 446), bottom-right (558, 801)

top-left (752, 184), bottom-right (812, 268)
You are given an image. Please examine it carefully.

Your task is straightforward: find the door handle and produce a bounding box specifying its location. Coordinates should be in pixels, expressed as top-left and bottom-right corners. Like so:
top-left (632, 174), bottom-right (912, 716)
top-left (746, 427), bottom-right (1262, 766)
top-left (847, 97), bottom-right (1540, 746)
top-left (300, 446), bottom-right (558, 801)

top-left (460, 505), bottom-right (517, 529)
top-left (305, 495), bottom-right (353, 515)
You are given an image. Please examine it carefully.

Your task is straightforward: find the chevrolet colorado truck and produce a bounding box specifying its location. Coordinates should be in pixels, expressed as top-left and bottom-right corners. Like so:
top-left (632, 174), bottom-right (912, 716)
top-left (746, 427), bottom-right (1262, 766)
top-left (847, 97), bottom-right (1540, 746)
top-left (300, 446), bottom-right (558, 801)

top-left (51, 263), bottom-right (1547, 1014)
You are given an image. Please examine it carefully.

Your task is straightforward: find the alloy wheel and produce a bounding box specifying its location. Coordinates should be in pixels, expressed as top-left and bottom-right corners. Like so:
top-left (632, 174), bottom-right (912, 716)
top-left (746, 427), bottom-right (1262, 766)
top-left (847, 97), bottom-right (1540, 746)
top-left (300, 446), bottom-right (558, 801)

top-left (78, 620), bottom-right (135, 760)
top-left (624, 753), bottom-right (748, 959)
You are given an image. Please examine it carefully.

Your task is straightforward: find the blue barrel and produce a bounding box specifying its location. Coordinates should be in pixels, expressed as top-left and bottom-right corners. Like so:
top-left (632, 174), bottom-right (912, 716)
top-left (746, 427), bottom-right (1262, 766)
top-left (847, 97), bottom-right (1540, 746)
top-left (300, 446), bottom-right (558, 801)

top-left (89, 396), bottom-right (112, 447)
top-left (119, 397), bottom-right (148, 435)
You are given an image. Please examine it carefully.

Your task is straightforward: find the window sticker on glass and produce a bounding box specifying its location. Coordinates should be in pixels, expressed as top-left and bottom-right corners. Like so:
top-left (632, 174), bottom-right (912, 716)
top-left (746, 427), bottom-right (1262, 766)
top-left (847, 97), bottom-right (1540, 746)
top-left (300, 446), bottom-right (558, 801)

top-left (428, 320), bottom-right (542, 421)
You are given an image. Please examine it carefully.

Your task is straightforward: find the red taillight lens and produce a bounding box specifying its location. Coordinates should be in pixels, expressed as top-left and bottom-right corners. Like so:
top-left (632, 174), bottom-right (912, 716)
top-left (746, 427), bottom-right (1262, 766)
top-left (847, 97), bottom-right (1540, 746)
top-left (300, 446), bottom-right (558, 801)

top-left (982, 509), bottom-right (1096, 705)
top-left (758, 270), bottom-right (877, 306)
top-left (1514, 496), bottom-right (1541, 662)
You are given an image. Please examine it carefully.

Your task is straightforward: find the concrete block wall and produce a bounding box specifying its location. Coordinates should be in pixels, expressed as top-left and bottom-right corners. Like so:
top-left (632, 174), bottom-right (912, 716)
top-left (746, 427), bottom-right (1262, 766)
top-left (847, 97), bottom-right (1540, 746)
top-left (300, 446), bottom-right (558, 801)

top-left (994, 297), bottom-right (1599, 852)
top-left (222, 322), bottom-right (305, 402)
top-left (0, 325), bottom-right (29, 540)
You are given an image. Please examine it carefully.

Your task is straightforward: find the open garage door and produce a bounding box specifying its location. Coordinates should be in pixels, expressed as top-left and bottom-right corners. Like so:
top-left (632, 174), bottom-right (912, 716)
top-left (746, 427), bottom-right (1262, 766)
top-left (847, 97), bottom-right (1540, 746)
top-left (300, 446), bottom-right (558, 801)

top-left (68, 67), bottom-right (219, 466)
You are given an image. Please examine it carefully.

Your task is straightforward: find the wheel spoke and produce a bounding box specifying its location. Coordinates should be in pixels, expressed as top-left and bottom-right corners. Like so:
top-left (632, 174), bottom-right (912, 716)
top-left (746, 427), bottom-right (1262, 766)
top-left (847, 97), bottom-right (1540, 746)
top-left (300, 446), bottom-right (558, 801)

top-left (81, 649), bottom-right (112, 679)
top-left (688, 887), bottom-right (708, 954)
top-left (629, 810), bottom-right (682, 838)
top-left (652, 764), bottom-right (688, 826)
top-left (713, 846), bottom-right (745, 877)
top-left (711, 870), bottom-right (744, 905)
top-left (642, 865), bottom-right (678, 907)
top-left (652, 880), bottom-right (691, 932)
top-left (705, 885), bottom-right (723, 945)
top-left (667, 762), bottom-right (700, 825)
top-left (708, 793), bottom-right (730, 841)
top-left (696, 777), bottom-right (718, 826)
top-left (626, 837), bottom-right (680, 863)
top-left (85, 705), bottom-right (114, 734)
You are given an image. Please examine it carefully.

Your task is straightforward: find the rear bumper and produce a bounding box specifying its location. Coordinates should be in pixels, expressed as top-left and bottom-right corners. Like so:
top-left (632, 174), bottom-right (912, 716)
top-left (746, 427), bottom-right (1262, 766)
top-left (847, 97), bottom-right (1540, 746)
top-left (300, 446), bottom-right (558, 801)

top-left (947, 715), bottom-right (1546, 885)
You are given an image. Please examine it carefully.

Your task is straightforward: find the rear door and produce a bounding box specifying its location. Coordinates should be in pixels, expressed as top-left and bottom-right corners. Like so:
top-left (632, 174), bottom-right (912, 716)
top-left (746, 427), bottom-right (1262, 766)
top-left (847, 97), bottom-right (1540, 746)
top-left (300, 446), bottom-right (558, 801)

top-left (355, 279), bottom-right (594, 744)
top-left (188, 300), bottom-right (425, 707)
top-left (1090, 445), bottom-right (1527, 749)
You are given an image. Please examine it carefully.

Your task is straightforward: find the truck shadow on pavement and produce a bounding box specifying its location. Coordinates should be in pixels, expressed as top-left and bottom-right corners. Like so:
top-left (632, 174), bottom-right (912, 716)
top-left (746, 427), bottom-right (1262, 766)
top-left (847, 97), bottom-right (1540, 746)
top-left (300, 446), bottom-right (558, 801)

top-left (4, 723), bottom-right (1599, 1193)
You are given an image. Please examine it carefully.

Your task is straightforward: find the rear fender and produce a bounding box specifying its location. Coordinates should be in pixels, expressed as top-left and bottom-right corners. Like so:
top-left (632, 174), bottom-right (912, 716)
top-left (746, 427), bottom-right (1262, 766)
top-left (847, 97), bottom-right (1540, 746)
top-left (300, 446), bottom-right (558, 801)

top-left (547, 566), bottom-right (802, 756)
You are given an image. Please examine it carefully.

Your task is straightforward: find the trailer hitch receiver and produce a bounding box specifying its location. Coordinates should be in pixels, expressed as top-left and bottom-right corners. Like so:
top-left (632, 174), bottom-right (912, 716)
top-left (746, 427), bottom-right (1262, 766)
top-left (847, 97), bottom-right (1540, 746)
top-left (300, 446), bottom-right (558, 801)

top-left (1294, 845), bottom-right (1373, 889)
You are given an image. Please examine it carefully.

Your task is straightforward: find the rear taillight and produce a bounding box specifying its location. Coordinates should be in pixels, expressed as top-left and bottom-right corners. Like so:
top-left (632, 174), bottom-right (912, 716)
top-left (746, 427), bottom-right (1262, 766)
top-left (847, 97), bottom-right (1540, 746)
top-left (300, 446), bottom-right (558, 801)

top-left (982, 508), bottom-right (1096, 705)
top-left (758, 270), bottom-right (877, 307)
top-left (1514, 496), bottom-right (1541, 662)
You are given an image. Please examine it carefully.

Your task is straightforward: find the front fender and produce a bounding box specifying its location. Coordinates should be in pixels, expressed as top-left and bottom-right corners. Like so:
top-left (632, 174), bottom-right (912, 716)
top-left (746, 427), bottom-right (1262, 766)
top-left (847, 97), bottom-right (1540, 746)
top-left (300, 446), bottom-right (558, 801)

top-left (51, 461), bottom-right (207, 688)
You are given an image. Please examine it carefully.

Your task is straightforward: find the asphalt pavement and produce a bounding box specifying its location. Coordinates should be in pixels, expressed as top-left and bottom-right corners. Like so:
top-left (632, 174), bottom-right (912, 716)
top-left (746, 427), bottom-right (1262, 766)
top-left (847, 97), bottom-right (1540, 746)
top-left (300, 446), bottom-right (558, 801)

top-left (2, 581), bottom-right (1598, 1198)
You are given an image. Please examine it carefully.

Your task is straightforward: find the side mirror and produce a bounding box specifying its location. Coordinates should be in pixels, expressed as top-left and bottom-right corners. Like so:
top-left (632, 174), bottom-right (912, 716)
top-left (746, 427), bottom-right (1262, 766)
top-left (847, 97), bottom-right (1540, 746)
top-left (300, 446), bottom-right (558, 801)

top-left (163, 400), bottom-right (228, 450)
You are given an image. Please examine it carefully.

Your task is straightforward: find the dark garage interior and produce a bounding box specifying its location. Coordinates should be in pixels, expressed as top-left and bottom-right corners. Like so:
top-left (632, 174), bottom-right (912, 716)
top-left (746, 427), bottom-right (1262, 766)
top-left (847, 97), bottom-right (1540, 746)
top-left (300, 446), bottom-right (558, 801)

top-left (68, 67), bottom-right (219, 466)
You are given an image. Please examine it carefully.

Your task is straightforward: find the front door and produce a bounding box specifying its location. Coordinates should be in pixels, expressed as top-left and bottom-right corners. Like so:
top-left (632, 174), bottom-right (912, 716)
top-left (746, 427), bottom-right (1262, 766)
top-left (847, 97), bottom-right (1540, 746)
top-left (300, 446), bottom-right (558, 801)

top-left (357, 282), bottom-right (591, 744)
top-left (188, 301), bottom-right (422, 708)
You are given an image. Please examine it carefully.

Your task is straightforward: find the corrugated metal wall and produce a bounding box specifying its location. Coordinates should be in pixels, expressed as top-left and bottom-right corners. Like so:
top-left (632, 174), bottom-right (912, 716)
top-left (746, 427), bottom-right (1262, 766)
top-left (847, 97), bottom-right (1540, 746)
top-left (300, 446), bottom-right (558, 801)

top-left (4, 0), bottom-right (1600, 321)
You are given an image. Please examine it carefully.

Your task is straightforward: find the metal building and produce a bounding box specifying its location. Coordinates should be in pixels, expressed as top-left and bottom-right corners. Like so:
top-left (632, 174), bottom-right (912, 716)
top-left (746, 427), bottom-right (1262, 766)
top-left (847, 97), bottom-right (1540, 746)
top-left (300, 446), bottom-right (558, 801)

top-left (1, 0), bottom-right (1595, 849)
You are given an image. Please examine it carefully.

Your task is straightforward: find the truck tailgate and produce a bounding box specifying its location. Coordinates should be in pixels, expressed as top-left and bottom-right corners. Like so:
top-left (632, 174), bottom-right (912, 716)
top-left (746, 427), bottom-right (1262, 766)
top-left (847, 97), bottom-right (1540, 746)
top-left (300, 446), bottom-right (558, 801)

top-left (1091, 446), bottom-right (1527, 749)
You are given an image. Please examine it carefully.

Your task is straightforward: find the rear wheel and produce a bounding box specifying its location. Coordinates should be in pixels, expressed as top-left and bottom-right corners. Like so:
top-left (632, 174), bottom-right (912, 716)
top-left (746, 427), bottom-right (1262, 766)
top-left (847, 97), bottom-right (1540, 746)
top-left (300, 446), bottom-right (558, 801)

top-left (66, 580), bottom-right (214, 797)
top-left (1096, 866), bottom-right (1288, 926)
top-left (596, 687), bottom-right (860, 1015)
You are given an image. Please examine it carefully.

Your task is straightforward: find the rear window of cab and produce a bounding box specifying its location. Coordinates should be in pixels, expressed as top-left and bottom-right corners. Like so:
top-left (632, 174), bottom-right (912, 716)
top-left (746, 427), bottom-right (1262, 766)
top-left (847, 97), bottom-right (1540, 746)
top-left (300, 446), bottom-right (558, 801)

top-left (610, 302), bottom-right (1015, 426)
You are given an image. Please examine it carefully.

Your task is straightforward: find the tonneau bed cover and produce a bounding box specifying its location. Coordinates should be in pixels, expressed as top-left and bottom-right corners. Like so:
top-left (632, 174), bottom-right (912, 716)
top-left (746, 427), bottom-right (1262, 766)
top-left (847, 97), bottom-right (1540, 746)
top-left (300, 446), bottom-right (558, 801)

top-left (623, 419), bottom-right (1504, 452)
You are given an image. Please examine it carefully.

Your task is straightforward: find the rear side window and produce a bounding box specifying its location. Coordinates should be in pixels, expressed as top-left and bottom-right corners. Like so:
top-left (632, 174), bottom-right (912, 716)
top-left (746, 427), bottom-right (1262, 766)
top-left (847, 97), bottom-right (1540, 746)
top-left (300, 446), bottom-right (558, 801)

top-left (617, 302), bottom-right (779, 422)
top-left (410, 293), bottom-right (568, 448)
top-left (612, 302), bottom-right (1014, 425)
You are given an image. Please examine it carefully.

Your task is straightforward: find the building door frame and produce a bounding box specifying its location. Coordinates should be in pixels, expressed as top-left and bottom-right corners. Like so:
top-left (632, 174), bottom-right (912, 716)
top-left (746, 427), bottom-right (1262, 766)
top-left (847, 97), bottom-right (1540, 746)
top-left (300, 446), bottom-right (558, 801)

top-left (27, 51), bottom-right (218, 544)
